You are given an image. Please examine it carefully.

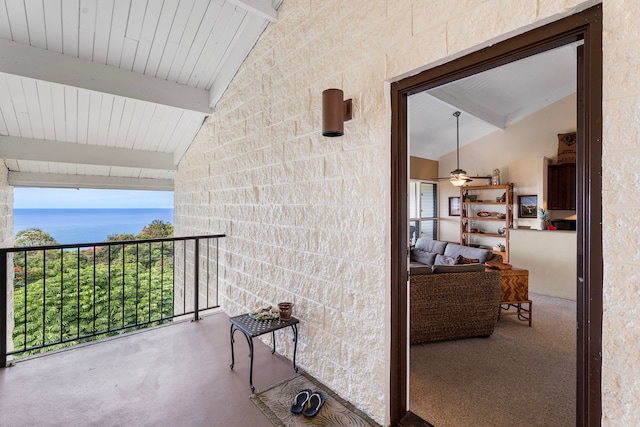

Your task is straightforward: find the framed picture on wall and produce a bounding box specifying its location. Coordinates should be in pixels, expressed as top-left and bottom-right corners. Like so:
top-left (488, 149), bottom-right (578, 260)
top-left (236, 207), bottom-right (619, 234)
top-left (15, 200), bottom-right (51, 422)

top-left (518, 195), bottom-right (537, 218)
top-left (448, 197), bottom-right (461, 216)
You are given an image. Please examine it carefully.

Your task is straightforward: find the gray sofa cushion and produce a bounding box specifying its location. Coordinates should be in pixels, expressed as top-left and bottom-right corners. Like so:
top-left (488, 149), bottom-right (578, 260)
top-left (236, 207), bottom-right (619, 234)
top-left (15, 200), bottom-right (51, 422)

top-left (415, 237), bottom-right (447, 255)
top-left (434, 254), bottom-right (456, 266)
top-left (432, 264), bottom-right (486, 274)
top-left (444, 243), bottom-right (492, 263)
top-left (410, 249), bottom-right (437, 266)
top-left (409, 262), bottom-right (433, 275)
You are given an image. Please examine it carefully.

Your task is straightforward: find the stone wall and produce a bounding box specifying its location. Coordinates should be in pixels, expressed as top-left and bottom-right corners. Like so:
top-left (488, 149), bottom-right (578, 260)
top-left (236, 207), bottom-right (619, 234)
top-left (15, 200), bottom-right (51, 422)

top-left (601, 1), bottom-right (640, 425)
top-left (0, 164), bottom-right (13, 247)
top-left (174, 1), bottom-right (637, 424)
top-left (0, 163), bottom-right (14, 354)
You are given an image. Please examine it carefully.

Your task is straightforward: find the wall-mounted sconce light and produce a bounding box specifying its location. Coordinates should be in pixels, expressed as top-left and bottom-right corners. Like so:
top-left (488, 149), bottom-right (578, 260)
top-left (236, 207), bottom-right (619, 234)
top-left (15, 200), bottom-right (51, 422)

top-left (322, 88), bottom-right (353, 137)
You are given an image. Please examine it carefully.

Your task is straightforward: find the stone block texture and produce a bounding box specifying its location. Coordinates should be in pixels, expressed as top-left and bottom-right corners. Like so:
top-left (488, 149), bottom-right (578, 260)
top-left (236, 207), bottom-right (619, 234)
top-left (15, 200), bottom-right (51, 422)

top-left (602, 1), bottom-right (640, 425)
top-left (173, 1), bottom-right (635, 424)
top-left (0, 163), bottom-right (14, 354)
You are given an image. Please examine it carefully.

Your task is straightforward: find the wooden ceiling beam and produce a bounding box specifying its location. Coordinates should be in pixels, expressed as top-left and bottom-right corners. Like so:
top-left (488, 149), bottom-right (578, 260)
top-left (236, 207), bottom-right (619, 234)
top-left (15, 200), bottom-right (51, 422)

top-left (0, 136), bottom-right (177, 170)
top-left (0, 39), bottom-right (211, 115)
top-left (8, 172), bottom-right (173, 191)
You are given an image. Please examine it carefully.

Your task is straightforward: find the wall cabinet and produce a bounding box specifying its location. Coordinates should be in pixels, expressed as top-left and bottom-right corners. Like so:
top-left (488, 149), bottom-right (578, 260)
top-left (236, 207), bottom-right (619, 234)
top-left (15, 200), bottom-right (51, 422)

top-left (547, 163), bottom-right (576, 210)
top-left (460, 184), bottom-right (513, 260)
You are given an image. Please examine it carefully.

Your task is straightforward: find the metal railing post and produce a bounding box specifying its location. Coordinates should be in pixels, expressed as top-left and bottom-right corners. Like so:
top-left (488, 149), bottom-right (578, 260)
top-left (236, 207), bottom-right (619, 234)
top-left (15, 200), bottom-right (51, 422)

top-left (194, 239), bottom-right (199, 322)
top-left (1, 250), bottom-right (7, 368)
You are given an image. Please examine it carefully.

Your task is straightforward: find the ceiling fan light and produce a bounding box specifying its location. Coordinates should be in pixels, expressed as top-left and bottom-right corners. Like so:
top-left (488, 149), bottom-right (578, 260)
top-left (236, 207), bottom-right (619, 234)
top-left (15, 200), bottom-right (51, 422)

top-left (450, 168), bottom-right (471, 186)
top-left (449, 112), bottom-right (470, 187)
top-left (450, 177), bottom-right (468, 187)
top-left (450, 168), bottom-right (467, 176)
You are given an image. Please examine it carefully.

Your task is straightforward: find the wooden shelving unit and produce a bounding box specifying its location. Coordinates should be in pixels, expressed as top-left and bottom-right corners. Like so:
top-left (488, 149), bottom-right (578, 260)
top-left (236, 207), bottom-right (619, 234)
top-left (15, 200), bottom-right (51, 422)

top-left (460, 184), bottom-right (514, 260)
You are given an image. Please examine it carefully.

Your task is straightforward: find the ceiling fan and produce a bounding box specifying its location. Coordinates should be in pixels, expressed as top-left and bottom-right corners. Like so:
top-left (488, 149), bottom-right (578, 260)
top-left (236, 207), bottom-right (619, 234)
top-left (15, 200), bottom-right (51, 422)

top-left (427, 111), bottom-right (490, 186)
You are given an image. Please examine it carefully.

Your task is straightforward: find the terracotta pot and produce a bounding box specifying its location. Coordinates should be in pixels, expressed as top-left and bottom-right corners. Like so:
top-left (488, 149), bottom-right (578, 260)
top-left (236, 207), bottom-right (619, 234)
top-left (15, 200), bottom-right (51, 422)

top-left (278, 302), bottom-right (293, 321)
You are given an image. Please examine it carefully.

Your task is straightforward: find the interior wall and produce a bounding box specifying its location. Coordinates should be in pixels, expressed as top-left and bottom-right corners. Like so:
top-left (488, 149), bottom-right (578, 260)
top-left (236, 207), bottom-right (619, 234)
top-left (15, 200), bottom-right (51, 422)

top-left (409, 156), bottom-right (438, 180)
top-left (437, 94), bottom-right (577, 242)
top-left (510, 229), bottom-right (577, 300)
top-left (172, 0), bottom-right (637, 424)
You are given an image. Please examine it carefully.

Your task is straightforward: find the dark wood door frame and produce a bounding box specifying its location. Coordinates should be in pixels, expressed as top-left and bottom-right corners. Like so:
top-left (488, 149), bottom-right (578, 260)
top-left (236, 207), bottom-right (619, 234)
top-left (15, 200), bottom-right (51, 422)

top-left (390, 5), bottom-right (602, 426)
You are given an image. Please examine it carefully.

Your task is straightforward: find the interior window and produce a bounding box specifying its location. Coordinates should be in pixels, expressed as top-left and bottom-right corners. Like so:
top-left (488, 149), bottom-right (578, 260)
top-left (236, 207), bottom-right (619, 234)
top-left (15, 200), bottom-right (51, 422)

top-left (409, 181), bottom-right (437, 244)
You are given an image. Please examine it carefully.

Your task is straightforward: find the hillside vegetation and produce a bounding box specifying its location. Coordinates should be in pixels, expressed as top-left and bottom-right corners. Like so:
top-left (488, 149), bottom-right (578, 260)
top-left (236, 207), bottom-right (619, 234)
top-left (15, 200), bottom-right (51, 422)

top-left (12, 221), bottom-right (174, 357)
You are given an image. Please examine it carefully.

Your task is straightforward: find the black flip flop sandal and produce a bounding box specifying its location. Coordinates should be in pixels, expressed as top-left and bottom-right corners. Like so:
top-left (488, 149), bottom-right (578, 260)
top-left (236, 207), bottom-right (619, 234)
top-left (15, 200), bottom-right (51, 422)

top-left (303, 391), bottom-right (325, 418)
top-left (290, 389), bottom-right (312, 414)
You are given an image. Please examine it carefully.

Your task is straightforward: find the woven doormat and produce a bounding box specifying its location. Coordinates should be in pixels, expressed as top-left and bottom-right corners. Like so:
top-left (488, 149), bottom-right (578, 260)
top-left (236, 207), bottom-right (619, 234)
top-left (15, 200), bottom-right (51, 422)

top-left (251, 371), bottom-right (379, 427)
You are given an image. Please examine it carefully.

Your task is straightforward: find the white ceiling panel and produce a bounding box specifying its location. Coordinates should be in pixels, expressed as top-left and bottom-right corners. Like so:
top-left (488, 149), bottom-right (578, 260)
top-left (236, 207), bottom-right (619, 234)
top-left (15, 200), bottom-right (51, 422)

top-left (43, 1), bottom-right (64, 52)
top-left (0, 3), bottom-right (11, 40)
top-left (0, 112), bottom-right (8, 135)
top-left (409, 42), bottom-right (580, 161)
top-left (0, 0), bottom-right (281, 190)
top-left (61, 1), bottom-right (80, 57)
top-left (5, 1), bottom-right (29, 44)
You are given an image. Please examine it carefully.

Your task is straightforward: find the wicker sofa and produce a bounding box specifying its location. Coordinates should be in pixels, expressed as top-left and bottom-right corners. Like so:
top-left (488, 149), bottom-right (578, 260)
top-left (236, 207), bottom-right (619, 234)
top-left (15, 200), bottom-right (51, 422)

top-left (410, 266), bottom-right (501, 344)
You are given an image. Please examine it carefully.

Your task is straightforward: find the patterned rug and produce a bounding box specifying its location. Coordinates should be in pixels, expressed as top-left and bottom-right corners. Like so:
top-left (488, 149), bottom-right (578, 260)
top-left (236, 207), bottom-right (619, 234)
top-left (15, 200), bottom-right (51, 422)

top-left (251, 371), bottom-right (379, 427)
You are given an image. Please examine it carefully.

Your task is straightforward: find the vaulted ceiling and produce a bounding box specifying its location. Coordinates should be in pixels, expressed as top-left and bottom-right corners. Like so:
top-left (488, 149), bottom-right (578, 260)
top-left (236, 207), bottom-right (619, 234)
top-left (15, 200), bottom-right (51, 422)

top-left (408, 42), bottom-right (578, 161)
top-left (0, 0), bottom-right (281, 191)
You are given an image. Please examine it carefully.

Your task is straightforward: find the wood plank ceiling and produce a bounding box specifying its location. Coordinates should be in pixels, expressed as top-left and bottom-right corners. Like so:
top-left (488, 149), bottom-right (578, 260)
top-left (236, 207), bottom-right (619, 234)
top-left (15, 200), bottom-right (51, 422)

top-left (0, 0), bottom-right (280, 190)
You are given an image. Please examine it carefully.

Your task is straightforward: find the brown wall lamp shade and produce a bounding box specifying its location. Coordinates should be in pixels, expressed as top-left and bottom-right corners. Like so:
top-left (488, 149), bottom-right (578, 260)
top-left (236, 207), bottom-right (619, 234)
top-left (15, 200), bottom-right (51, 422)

top-left (322, 89), bottom-right (353, 137)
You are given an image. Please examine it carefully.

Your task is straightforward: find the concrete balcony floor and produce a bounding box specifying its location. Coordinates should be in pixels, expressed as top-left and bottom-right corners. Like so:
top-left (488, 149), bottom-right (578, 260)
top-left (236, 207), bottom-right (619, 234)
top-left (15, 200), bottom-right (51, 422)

top-left (0, 311), bottom-right (298, 426)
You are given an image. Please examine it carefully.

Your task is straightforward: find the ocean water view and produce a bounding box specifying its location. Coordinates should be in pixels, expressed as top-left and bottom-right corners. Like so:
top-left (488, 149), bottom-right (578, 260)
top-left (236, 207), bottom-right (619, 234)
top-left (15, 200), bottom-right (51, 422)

top-left (14, 208), bottom-right (174, 245)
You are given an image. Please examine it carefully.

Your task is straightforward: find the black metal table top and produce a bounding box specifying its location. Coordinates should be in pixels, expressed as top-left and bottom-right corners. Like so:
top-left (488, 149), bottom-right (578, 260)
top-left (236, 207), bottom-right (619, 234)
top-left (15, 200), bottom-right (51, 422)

top-left (229, 314), bottom-right (299, 337)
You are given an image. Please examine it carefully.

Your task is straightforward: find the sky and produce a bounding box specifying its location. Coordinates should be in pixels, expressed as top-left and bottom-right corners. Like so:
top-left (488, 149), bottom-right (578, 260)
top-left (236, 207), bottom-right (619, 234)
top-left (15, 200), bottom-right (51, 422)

top-left (14, 188), bottom-right (174, 209)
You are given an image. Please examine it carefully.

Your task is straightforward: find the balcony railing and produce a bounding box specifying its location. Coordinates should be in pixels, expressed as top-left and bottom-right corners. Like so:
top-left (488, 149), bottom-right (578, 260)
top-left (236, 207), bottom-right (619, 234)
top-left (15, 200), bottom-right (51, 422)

top-left (1, 234), bottom-right (225, 367)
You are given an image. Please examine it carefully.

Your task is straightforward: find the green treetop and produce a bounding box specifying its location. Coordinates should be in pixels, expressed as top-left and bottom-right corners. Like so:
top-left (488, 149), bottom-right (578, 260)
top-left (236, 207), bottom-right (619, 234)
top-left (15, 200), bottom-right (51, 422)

top-left (139, 220), bottom-right (174, 239)
top-left (15, 228), bottom-right (58, 247)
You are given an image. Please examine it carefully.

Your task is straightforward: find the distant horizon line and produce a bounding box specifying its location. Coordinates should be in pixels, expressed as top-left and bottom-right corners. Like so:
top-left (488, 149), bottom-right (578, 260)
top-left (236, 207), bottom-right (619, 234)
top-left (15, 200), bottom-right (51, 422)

top-left (14, 207), bottom-right (174, 210)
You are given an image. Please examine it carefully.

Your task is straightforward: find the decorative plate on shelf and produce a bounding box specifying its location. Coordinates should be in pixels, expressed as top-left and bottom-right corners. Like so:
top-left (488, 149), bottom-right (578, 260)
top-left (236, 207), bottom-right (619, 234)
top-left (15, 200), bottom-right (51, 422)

top-left (477, 211), bottom-right (491, 217)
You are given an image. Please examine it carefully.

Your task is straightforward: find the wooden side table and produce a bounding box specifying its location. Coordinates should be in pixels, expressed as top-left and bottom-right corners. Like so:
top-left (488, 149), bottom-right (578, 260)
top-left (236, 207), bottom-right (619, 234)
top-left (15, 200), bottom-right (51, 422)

top-left (487, 267), bottom-right (532, 326)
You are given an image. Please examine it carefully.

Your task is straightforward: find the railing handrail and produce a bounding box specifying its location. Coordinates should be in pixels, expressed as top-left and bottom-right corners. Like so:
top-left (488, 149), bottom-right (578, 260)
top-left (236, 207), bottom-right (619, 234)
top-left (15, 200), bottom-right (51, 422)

top-left (2, 234), bottom-right (225, 367)
top-left (1, 234), bottom-right (226, 253)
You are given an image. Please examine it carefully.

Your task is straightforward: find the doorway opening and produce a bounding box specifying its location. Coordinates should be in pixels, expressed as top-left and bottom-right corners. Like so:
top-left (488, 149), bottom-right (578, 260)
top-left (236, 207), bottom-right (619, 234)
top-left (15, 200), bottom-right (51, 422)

top-left (390, 5), bottom-right (602, 426)
top-left (407, 43), bottom-right (578, 425)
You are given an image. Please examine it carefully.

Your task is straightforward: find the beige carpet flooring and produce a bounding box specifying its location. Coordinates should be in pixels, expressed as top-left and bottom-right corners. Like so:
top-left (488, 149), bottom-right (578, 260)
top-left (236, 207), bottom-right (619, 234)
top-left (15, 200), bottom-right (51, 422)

top-left (410, 293), bottom-right (576, 427)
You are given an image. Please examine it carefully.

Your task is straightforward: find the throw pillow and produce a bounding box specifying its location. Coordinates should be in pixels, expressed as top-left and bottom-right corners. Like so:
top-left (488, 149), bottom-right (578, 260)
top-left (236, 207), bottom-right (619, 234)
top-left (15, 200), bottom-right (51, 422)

top-left (410, 249), bottom-right (436, 266)
top-left (443, 243), bottom-right (490, 263)
top-left (456, 255), bottom-right (480, 265)
top-left (414, 238), bottom-right (447, 255)
top-left (433, 254), bottom-right (455, 266)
